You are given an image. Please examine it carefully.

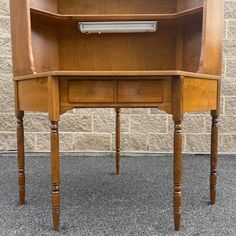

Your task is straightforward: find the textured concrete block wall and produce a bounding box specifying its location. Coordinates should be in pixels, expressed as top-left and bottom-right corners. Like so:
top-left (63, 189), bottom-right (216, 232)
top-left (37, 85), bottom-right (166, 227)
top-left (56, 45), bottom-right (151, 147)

top-left (0, 1), bottom-right (236, 153)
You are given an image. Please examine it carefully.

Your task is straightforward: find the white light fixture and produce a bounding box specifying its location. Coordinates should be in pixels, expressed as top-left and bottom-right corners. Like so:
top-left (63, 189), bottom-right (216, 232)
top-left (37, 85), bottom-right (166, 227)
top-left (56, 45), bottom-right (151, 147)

top-left (78, 21), bottom-right (158, 34)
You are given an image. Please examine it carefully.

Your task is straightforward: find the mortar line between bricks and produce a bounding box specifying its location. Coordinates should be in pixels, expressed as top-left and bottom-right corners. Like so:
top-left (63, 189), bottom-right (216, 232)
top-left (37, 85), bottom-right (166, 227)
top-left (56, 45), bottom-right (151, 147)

top-left (72, 132), bottom-right (113, 135)
top-left (223, 76), bottom-right (236, 79)
top-left (0, 16), bottom-right (10, 18)
top-left (109, 133), bottom-right (112, 151)
top-left (91, 115), bottom-right (94, 132)
top-left (146, 134), bottom-right (150, 151)
top-left (148, 133), bottom-right (170, 135)
top-left (128, 115), bottom-right (131, 133)
top-left (0, 55), bottom-right (12, 57)
top-left (224, 95), bottom-right (236, 98)
top-left (72, 133), bottom-right (75, 151)
top-left (34, 133), bottom-right (38, 151)
top-left (223, 96), bottom-right (226, 115)
top-left (0, 73), bottom-right (13, 75)
top-left (165, 115), bottom-right (168, 133)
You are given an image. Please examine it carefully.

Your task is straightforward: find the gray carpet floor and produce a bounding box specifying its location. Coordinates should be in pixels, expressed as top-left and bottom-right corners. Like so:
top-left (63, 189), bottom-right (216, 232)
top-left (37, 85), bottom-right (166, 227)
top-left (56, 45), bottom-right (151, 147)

top-left (0, 154), bottom-right (235, 236)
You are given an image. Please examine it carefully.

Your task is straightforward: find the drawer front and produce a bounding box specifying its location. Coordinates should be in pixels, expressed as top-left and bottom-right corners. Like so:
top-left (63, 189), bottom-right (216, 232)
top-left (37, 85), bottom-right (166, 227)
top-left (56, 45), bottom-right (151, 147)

top-left (68, 80), bottom-right (115, 103)
top-left (118, 80), bottom-right (164, 103)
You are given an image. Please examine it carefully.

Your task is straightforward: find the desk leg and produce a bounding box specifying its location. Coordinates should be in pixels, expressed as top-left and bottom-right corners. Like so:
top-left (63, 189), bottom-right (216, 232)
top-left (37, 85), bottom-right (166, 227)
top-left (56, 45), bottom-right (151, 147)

top-left (16, 112), bottom-right (25, 204)
top-left (50, 121), bottom-right (60, 231)
top-left (210, 113), bottom-right (219, 205)
top-left (115, 108), bottom-right (121, 175)
top-left (173, 120), bottom-right (182, 231)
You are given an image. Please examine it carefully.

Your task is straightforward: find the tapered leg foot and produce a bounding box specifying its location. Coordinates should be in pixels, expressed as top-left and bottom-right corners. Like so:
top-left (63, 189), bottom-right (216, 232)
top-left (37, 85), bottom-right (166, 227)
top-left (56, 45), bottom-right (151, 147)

top-left (173, 120), bottom-right (183, 231)
top-left (17, 112), bottom-right (25, 204)
top-left (115, 108), bottom-right (121, 175)
top-left (52, 183), bottom-right (60, 230)
top-left (51, 121), bottom-right (60, 231)
top-left (210, 114), bottom-right (219, 205)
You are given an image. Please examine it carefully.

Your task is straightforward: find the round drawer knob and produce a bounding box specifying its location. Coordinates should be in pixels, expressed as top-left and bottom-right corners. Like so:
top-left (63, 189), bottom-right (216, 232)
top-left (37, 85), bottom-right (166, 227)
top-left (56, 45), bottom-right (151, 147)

top-left (87, 89), bottom-right (94, 95)
top-left (138, 89), bottom-right (143, 95)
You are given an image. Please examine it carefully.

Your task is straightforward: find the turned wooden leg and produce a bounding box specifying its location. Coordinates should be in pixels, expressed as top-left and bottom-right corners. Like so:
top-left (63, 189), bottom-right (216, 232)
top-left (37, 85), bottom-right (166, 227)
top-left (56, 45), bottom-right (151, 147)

top-left (210, 113), bottom-right (219, 205)
top-left (16, 112), bottom-right (25, 204)
top-left (50, 121), bottom-right (60, 231)
top-left (115, 108), bottom-right (121, 175)
top-left (173, 120), bottom-right (183, 231)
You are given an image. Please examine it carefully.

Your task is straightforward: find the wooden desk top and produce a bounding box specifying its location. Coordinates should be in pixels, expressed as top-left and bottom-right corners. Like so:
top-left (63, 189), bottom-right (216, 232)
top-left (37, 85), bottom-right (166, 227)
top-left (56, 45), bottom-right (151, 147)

top-left (13, 70), bottom-right (220, 81)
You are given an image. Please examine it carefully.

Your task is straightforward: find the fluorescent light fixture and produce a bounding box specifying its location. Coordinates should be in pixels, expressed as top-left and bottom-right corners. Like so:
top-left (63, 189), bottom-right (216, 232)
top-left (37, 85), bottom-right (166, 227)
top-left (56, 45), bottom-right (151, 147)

top-left (78, 21), bottom-right (158, 34)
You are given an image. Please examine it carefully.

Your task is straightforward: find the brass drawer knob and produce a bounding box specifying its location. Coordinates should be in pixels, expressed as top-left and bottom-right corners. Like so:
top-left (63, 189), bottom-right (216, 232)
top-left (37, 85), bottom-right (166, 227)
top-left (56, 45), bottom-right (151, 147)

top-left (138, 89), bottom-right (143, 95)
top-left (86, 88), bottom-right (94, 95)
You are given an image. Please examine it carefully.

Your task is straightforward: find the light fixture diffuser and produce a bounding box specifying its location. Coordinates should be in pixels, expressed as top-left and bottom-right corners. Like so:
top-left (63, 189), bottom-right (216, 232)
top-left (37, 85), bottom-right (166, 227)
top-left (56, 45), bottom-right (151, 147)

top-left (78, 21), bottom-right (158, 34)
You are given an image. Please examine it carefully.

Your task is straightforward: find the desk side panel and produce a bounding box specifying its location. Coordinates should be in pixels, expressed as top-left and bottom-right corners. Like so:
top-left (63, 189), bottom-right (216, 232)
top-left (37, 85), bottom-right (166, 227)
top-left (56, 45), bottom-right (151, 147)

top-left (17, 78), bottom-right (48, 112)
top-left (183, 77), bottom-right (218, 112)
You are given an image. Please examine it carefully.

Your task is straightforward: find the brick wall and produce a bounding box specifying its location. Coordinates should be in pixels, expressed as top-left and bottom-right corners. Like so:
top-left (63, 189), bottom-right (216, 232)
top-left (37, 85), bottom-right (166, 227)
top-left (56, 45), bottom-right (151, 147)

top-left (0, 1), bottom-right (235, 153)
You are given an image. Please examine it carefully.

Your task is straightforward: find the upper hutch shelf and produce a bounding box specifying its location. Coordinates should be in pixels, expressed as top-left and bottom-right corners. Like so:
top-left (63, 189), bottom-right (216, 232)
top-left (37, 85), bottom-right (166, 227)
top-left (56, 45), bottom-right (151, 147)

top-left (30, 6), bottom-right (203, 26)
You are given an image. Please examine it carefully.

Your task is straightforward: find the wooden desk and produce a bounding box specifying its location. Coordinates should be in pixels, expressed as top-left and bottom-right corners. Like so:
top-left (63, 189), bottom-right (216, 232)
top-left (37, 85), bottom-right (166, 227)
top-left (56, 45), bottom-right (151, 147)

top-left (10, 0), bottom-right (224, 232)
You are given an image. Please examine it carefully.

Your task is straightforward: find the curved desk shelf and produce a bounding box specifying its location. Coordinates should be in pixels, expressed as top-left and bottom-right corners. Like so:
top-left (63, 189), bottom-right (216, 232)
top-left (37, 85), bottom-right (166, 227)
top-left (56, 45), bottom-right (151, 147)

top-left (13, 70), bottom-right (220, 81)
top-left (30, 6), bottom-right (203, 26)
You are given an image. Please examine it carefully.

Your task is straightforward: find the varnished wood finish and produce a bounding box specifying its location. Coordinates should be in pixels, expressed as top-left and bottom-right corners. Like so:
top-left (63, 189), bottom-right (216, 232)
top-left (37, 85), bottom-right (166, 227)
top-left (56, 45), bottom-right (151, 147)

top-left (18, 78), bottom-right (48, 112)
top-left (50, 121), bottom-right (60, 231)
top-left (29, 7), bottom-right (203, 73)
top-left (177, 0), bottom-right (203, 11)
top-left (10, 0), bottom-right (35, 76)
top-left (15, 81), bottom-right (26, 205)
top-left (13, 70), bottom-right (220, 81)
top-left (199, 0), bottom-right (224, 75)
top-left (30, 0), bottom-right (58, 13)
top-left (57, 0), bottom-right (177, 14)
top-left (173, 77), bottom-right (184, 121)
top-left (115, 108), bottom-right (121, 175)
top-left (31, 23), bottom-right (59, 73)
top-left (59, 77), bottom-right (173, 114)
top-left (210, 112), bottom-right (219, 205)
top-left (59, 28), bottom-right (177, 72)
top-left (30, 7), bottom-right (203, 25)
top-left (10, 0), bottom-right (224, 232)
top-left (118, 80), bottom-right (164, 103)
top-left (172, 76), bottom-right (183, 231)
top-left (16, 112), bottom-right (26, 204)
top-left (68, 80), bottom-right (115, 103)
top-left (11, 1), bottom-right (223, 76)
top-left (181, 21), bottom-right (202, 72)
top-left (173, 120), bottom-right (183, 231)
top-left (48, 76), bottom-right (60, 121)
top-left (183, 77), bottom-right (218, 113)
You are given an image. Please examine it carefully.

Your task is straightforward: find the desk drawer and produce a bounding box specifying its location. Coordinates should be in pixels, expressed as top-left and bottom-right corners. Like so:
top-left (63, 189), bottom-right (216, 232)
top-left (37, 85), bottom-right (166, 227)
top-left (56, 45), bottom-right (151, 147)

top-left (118, 80), bottom-right (164, 103)
top-left (68, 80), bottom-right (115, 103)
